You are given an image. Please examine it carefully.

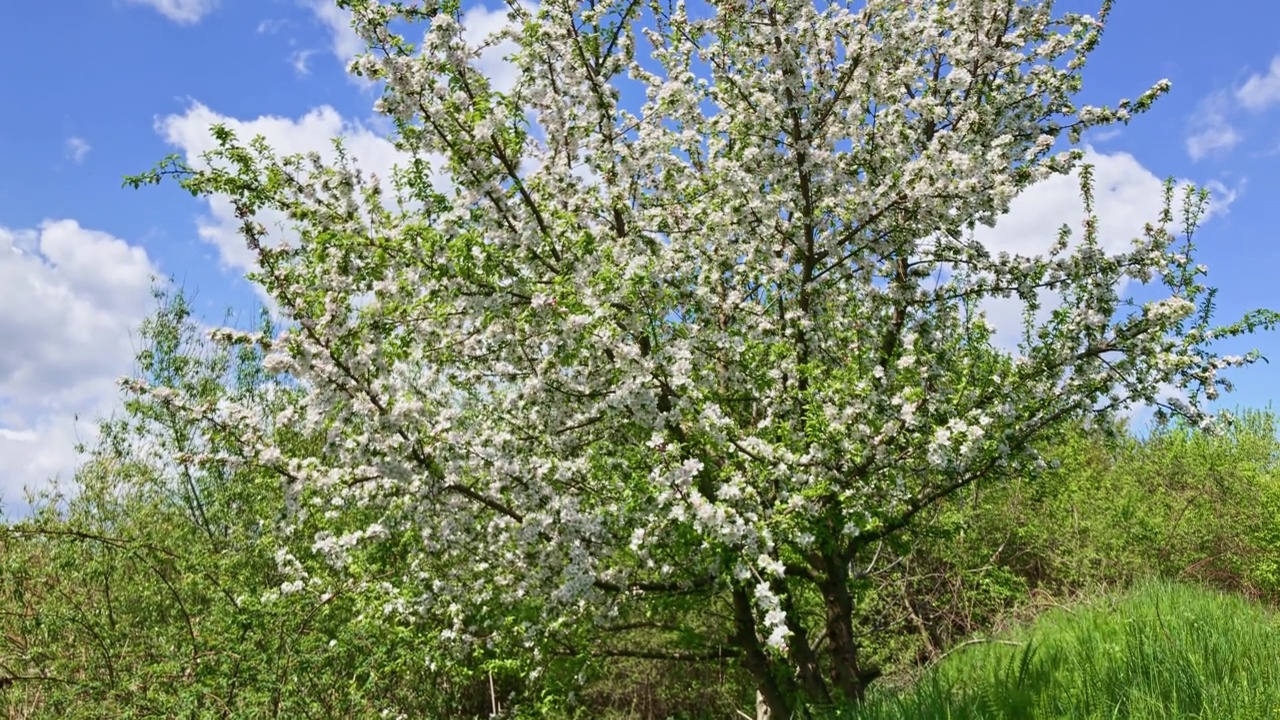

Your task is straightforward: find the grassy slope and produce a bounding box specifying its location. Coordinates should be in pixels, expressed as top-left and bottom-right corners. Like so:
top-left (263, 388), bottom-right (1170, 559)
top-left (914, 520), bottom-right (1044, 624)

top-left (843, 581), bottom-right (1280, 720)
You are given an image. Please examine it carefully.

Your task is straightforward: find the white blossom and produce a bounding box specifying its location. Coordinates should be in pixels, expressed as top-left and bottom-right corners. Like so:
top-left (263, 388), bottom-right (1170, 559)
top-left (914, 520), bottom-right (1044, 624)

top-left (141, 0), bottom-right (1278, 713)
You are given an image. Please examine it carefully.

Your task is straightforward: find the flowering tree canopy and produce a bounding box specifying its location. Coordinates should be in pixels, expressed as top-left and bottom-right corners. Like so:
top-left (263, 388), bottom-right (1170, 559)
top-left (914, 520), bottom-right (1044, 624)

top-left (128, 0), bottom-right (1277, 714)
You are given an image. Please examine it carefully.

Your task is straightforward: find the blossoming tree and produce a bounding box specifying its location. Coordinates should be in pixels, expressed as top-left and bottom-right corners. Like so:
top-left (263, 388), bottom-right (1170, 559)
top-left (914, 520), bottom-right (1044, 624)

top-left (129, 0), bottom-right (1277, 714)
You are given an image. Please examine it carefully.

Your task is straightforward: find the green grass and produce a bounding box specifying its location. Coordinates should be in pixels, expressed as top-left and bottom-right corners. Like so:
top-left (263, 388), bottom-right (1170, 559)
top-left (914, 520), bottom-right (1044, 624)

top-left (839, 581), bottom-right (1280, 720)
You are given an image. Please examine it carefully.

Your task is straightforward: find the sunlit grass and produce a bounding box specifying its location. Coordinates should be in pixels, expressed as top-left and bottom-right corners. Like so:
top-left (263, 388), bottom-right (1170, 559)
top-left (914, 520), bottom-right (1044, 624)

top-left (839, 581), bottom-right (1280, 720)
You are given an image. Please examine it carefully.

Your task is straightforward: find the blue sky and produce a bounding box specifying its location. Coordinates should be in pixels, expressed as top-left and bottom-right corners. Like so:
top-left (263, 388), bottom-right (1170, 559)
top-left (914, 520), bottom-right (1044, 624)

top-left (1, 0), bottom-right (1279, 508)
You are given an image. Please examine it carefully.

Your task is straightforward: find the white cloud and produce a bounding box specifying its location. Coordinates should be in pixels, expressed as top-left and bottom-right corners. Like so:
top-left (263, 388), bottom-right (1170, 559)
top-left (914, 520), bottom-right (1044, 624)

top-left (290, 49), bottom-right (318, 76)
top-left (970, 151), bottom-right (1231, 418)
top-left (1086, 127), bottom-right (1122, 144)
top-left (1184, 56), bottom-right (1280, 159)
top-left (1185, 124), bottom-right (1239, 161)
top-left (125, 0), bottom-right (218, 24)
top-left (257, 18), bottom-right (289, 34)
top-left (1185, 92), bottom-right (1240, 161)
top-left (159, 7), bottom-right (534, 272)
top-left (0, 221), bottom-right (160, 512)
top-left (1235, 56), bottom-right (1280, 112)
top-left (155, 102), bottom-right (422, 277)
top-left (65, 136), bottom-right (90, 164)
top-left (460, 4), bottom-right (530, 93)
top-left (1202, 178), bottom-right (1241, 217)
top-left (302, 0), bottom-right (527, 91)
top-left (304, 0), bottom-right (364, 66)
top-left (973, 149), bottom-right (1220, 349)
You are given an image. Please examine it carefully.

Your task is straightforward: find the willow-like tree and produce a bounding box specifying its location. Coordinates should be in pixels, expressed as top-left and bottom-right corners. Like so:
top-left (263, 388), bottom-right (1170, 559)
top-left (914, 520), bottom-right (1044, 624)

top-left (129, 0), bottom-right (1276, 715)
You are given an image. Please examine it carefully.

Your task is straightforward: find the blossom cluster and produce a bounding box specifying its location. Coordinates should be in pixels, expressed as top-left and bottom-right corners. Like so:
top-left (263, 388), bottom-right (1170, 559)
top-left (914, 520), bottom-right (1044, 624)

top-left (135, 0), bottom-right (1277, 704)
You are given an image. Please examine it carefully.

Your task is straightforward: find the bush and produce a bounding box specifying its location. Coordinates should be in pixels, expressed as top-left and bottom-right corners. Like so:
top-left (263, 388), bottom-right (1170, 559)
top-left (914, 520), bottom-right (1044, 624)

top-left (839, 409), bottom-right (1280, 686)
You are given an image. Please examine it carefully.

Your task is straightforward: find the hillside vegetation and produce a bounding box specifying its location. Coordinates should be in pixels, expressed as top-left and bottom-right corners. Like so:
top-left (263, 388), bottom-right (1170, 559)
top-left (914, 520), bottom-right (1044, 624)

top-left (3, 296), bottom-right (1280, 718)
top-left (7, 0), bottom-right (1280, 710)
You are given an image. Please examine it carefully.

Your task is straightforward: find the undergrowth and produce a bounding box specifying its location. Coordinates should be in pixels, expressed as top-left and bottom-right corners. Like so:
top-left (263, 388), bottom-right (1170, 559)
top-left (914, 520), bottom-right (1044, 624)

top-left (841, 580), bottom-right (1280, 720)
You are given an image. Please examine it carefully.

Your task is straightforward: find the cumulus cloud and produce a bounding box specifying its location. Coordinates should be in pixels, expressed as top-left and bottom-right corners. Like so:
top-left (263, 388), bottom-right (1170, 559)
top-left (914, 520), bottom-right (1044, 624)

top-left (155, 102), bottom-right (416, 277)
top-left (973, 149), bottom-right (1227, 350)
top-left (302, 0), bottom-right (528, 92)
top-left (0, 221), bottom-right (160, 512)
top-left (154, 0), bottom-right (529, 279)
top-left (1235, 56), bottom-right (1280, 112)
top-left (458, 3), bottom-right (531, 93)
top-left (967, 150), bottom-right (1233, 419)
top-left (1202, 178), bottom-right (1241, 216)
top-left (125, 0), bottom-right (218, 24)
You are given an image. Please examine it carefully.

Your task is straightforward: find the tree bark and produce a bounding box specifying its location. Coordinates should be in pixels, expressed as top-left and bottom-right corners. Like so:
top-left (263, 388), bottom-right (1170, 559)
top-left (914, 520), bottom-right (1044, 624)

top-left (820, 557), bottom-right (871, 704)
top-left (780, 585), bottom-right (833, 706)
top-left (730, 584), bottom-right (795, 719)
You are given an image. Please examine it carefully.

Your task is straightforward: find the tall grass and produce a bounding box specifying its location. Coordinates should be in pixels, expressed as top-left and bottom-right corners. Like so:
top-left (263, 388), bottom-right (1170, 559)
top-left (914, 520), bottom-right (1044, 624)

top-left (840, 581), bottom-right (1280, 720)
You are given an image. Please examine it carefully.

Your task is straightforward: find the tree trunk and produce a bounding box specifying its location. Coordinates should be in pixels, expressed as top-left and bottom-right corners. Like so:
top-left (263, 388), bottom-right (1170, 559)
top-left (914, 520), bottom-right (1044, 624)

top-left (780, 584), bottom-right (833, 706)
top-left (820, 558), bottom-right (872, 704)
top-left (731, 584), bottom-right (795, 719)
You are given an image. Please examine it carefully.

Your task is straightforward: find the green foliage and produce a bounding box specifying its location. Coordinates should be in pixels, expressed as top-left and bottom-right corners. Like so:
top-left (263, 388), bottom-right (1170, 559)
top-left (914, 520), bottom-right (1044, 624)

top-left (970, 408), bottom-right (1280, 599)
top-left (844, 408), bottom-right (1280, 686)
top-left (125, 0), bottom-right (1280, 713)
top-left (842, 580), bottom-right (1280, 719)
top-left (0, 289), bottom-right (564, 719)
top-left (9, 295), bottom-right (1280, 718)
top-left (4, 293), bottom-right (1280, 718)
